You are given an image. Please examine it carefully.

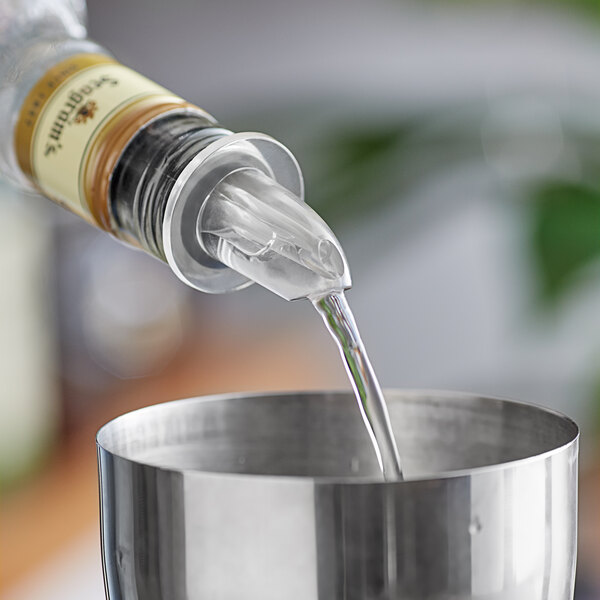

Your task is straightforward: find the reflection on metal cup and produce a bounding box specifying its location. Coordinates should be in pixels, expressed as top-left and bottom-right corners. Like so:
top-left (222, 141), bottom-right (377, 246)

top-left (97, 390), bottom-right (578, 600)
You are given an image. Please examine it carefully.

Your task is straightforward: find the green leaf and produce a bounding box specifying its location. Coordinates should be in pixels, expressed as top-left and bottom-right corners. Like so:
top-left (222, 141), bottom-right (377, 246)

top-left (530, 181), bottom-right (600, 303)
top-left (564, 0), bottom-right (600, 18)
top-left (306, 127), bottom-right (413, 225)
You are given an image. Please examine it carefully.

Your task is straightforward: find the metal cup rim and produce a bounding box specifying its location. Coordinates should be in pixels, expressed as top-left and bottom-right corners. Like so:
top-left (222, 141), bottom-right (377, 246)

top-left (96, 388), bottom-right (579, 485)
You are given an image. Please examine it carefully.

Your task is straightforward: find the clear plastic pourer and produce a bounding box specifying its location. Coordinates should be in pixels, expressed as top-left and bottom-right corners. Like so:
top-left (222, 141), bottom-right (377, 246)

top-left (162, 132), bottom-right (352, 300)
top-left (199, 169), bottom-right (350, 300)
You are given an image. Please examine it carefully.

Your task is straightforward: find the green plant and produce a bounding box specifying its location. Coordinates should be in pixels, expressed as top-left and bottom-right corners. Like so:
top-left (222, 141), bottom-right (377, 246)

top-left (530, 181), bottom-right (600, 304)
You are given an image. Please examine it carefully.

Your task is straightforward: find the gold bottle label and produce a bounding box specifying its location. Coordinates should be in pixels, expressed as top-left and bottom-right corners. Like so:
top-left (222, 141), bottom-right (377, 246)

top-left (15, 53), bottom-right (198, 228)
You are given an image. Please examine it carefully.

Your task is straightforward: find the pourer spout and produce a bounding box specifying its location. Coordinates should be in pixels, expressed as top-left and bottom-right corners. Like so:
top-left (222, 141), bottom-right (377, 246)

top-left (198, 169), bottom-right (351, 301)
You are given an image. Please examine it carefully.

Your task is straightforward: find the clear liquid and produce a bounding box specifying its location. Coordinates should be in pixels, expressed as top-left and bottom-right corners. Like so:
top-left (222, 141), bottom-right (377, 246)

top-left (313, 292), bottom-right (404, 481)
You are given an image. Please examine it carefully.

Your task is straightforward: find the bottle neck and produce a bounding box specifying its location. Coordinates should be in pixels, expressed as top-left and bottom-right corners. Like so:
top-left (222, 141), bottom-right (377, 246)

top-left (108, 111), bottom-right (228, 259)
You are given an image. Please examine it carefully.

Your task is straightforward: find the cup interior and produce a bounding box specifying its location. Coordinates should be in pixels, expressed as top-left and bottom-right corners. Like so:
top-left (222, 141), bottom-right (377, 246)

top-left (96, 390), bottom-right (578, 480)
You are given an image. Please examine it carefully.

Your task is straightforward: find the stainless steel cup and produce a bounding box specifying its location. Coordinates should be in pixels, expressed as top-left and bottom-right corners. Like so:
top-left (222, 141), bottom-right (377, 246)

top-left (96, 390), bottom-right (579, 600)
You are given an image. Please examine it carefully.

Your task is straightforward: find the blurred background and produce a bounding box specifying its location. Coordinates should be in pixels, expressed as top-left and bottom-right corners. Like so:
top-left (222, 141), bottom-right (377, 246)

top-left (3, 0), bottom-right (600, 597)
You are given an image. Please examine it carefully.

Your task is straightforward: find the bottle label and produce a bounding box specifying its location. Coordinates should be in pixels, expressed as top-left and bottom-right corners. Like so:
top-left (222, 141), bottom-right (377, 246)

top-left (15, 54), bottom-right (194, 226)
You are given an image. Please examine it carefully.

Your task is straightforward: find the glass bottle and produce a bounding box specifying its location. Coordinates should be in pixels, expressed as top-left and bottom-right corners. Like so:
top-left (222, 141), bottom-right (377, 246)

top-left (0, 0), bottom-right (351, 301)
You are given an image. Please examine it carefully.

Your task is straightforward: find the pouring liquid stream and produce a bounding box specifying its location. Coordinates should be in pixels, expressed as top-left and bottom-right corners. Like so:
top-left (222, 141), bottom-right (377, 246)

top-left (198, 170), bottom-right (403, 479)
top-left (313, 292), bottom-right (404, 481)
